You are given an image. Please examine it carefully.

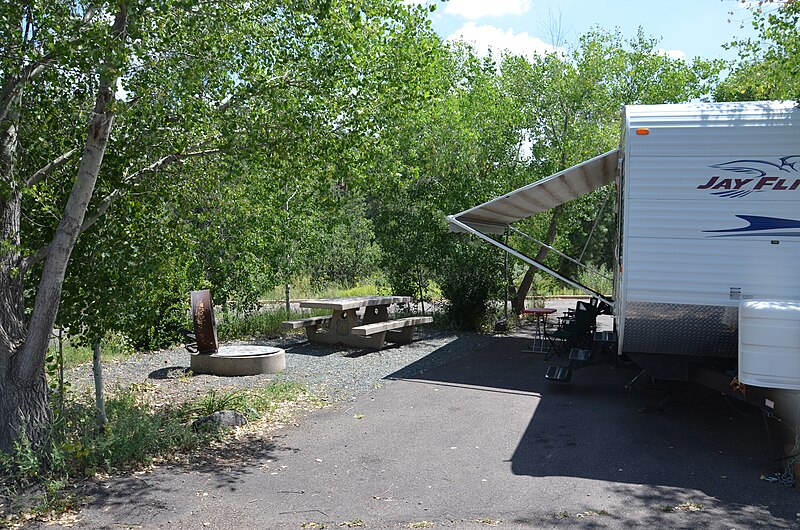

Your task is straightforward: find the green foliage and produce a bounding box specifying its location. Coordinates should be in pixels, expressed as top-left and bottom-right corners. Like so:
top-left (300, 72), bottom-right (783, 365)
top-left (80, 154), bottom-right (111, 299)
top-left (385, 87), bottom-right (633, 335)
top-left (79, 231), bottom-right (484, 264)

top-left (216, 307), bottom-right (294, 341)
top-left (716, 1), bottom-right (800, 102)
top-left (88, 389), bottom-right (200, 471)
top-left (47, 332), bottom-right (134, 369)
top-left (184, 389), bottom-right (250, 420)
top-left (0, 389), bottom-right (192, 484)
top-left (369, 43), bottom-right (525, 312)
top-left (436, 239), bottom-right (506, 331)
top-left (7, 0), bottom-right (447, 369)
top-left (306, 198), bottom-right (382, 289)
top-left (0, 380), bottom-right (307, 514)
top-left (266, 278), bottom-right (385, 302)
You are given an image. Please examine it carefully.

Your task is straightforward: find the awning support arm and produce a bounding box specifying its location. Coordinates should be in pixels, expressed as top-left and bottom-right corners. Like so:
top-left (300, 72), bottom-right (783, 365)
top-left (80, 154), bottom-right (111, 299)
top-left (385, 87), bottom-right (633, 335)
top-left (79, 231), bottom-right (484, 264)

top-left (508, 226), bottom-right (612, 282)
top-left (579, 187), bottom-right (612, 262)
top-left (447, 216), bottom-right (614, 308)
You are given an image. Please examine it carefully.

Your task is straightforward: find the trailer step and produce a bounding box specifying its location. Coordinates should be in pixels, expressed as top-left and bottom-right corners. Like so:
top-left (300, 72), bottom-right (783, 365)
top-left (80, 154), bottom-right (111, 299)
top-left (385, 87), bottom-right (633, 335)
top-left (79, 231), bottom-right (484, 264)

top-left (545, 364), bottom-right (572, 382)
top-left (569, 348), bottom-right (592, 362)
top-left (593, 331), bottom-right (617, 344)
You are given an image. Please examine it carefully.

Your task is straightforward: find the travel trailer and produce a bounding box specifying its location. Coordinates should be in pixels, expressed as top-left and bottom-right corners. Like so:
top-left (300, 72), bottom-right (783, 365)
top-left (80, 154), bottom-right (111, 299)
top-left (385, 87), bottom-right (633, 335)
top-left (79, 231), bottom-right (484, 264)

top-left (447, 101), bottom-right (800, 433)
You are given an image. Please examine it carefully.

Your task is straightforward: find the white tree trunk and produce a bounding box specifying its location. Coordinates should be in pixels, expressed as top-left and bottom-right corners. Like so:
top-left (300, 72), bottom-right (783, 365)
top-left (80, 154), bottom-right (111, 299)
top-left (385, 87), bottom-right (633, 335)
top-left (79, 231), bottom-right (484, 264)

top-left (92, 342), bottom-right (108, 428)
top-left (0, 5), bottom-right (127, 452)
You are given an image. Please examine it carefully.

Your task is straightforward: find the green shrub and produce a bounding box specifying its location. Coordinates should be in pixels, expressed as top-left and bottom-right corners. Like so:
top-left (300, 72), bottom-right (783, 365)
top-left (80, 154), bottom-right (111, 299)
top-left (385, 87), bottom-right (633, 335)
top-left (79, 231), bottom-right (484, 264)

top-left (184, 389), bottom-right (251, 419)
top-left (131, 296), bottom-right (191, 351)
top-left (436, 240), bottom-right (506, 331)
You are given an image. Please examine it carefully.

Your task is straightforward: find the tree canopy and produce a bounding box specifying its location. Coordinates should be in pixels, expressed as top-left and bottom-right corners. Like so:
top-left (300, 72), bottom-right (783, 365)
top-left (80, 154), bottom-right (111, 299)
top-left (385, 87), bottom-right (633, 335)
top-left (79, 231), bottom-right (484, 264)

top-left (716, 0), bottom-right (800, 101)
top-left (0, 0), bottom-right (791, 453)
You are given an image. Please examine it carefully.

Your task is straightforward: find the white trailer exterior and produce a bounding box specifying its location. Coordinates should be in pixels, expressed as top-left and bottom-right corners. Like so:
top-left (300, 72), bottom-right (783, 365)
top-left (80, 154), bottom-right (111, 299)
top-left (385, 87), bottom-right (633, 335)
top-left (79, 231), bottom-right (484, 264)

top-left (616, 101), bottom-right (800, 372)
top-left (448, 101), bottom-right (800, 420)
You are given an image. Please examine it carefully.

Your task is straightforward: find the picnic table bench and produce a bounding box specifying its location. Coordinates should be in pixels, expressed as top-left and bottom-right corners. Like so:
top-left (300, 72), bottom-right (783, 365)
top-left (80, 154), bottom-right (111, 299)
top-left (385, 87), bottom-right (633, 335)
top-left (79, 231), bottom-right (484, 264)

top-left (281, 296), bottom-right (432, 349)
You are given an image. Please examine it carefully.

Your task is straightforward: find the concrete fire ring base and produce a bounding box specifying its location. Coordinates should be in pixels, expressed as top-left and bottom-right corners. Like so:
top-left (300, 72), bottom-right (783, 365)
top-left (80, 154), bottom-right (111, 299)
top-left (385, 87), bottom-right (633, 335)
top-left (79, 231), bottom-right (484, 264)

top-left (190, 345), bottom-right (286, 376)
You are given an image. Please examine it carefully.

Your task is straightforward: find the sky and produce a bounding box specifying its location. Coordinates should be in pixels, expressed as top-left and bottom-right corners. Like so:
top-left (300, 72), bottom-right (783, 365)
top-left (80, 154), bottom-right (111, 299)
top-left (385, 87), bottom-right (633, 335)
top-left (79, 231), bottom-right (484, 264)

top-left (407, 0), bottom-right (761, 62)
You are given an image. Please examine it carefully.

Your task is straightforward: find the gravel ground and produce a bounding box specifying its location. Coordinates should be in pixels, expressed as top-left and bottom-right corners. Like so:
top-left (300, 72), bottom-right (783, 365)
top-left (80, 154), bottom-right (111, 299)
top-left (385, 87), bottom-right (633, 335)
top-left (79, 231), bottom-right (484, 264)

top-left (64, 329), bottom-right (499, 407)
top-left (64, 298), bottom-right (598, 407)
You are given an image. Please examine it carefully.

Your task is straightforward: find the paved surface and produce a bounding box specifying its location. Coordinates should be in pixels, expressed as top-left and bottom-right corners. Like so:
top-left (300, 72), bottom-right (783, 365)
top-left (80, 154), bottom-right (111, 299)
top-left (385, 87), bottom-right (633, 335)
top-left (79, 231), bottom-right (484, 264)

top-left (48, 331), bottom-right (799, 529)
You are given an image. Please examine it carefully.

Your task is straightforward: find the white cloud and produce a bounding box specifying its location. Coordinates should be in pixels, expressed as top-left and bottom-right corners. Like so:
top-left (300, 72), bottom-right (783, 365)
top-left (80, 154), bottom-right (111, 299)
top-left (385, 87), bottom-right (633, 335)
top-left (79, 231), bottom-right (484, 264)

top-left (448, 22), bottom-right (561, 60)
top-left (444, 0), bottom-right (532, 20)
top-left (657, 48), bottom-right (687, 61)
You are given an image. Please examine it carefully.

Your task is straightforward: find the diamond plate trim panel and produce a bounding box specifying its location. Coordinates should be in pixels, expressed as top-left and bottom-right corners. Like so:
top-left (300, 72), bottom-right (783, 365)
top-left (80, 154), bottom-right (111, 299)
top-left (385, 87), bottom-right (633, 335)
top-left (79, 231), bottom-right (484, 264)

top-left (623, 302), bottom-right (737, 357)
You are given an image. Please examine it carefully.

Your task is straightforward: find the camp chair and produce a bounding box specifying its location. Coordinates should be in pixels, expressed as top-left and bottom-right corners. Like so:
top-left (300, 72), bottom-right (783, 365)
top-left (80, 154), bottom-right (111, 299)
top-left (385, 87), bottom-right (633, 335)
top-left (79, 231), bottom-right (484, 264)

top-left (547, 303), bottom-right (596, 359)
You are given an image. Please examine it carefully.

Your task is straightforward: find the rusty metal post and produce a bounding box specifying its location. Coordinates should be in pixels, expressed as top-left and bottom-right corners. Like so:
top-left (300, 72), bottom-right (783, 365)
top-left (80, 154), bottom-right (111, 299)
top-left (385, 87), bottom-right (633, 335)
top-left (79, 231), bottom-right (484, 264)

top-left (191, 289), bottom-right (218, 354)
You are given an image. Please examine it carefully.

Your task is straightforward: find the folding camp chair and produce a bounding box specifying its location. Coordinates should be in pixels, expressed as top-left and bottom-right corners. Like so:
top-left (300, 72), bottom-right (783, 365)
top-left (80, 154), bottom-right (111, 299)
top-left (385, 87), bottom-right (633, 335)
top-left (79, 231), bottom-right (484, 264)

top-left (547, 302), bottom-right (596, 359)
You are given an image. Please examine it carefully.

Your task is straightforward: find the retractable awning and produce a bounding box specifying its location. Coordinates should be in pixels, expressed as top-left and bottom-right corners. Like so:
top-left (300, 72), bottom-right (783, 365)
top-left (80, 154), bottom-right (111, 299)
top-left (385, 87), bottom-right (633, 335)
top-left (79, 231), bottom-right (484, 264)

top-left (446, 149), bottom-right (619, 306)
top-left (448, 149), bottom-right (619, 233)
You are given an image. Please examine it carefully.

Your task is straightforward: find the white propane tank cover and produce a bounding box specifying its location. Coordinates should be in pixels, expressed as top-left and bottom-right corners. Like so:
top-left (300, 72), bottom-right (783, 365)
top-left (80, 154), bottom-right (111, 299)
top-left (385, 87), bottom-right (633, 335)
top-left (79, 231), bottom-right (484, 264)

top-left (739, 300), bottom-right (800, 390)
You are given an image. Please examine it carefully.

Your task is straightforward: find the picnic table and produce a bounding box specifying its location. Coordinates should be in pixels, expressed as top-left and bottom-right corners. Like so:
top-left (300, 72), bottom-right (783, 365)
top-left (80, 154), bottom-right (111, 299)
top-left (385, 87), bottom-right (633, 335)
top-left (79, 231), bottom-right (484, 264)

top-left (281, 295), bottom-right (433, 349)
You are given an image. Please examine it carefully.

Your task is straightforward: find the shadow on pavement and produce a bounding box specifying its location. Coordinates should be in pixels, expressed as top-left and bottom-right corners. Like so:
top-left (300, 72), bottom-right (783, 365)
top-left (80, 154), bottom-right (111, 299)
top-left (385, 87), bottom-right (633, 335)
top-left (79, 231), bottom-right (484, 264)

top-left (389, 335), bottom-right (798, 524)
top-left (74, 434), bottom-right (297, 522)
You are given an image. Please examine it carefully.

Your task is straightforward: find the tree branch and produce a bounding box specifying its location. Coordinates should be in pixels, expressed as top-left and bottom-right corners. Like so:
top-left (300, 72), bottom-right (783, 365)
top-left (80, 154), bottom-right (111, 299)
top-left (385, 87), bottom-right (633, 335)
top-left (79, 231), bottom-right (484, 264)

top-left (0, 8), bottom-right (98, 125)
top-left (25, 148), bottom-right (78, 187)
top-left (122, 147), bottom-right (226, 184)
top-left (21, 146), bottom-right (227, 270)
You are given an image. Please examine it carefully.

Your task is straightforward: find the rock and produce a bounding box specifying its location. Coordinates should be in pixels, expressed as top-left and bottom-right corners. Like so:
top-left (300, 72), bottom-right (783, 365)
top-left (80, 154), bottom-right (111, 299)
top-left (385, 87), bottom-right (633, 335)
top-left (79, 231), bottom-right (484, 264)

top-left (192, 410), bottom-right (248, 432)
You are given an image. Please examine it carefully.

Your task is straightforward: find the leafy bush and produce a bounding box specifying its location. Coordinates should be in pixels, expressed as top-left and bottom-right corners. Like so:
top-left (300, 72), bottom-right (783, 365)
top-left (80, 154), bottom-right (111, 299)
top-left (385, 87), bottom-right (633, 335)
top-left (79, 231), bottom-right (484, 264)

top-left (130, 296), bottom-right (191, 351)
top-left (436, 240), bottom-right (506, 331)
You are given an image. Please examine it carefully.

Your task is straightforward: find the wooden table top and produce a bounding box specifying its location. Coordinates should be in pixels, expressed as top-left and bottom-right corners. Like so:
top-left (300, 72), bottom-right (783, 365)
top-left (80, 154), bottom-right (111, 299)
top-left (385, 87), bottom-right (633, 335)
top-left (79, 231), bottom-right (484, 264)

top-left (299, 295), bottom-right (412, 311)
top-left (522, 307), bottom-right (557, 315)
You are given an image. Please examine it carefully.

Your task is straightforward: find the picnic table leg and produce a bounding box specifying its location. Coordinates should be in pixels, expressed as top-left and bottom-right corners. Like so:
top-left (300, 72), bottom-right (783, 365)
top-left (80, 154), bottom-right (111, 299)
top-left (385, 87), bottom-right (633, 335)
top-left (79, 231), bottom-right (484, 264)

top-left (362, 305), bottom-right (389, 324)
top-left (309, 309), bottom-right (387, 349)
top-left (386, 325), bottom-right (415, 344)
top-left (309, 309), bottom-right (357, 343)
top-left (305, 323), bottom-right (322, 342)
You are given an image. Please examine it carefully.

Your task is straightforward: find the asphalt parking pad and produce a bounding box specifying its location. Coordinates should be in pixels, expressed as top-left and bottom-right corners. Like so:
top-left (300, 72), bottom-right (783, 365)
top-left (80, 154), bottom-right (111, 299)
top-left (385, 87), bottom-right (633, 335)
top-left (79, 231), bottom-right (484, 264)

top-left (50, 336), bottom-right (799, 530)
top-left (389, 336), bottom-right (799, 528)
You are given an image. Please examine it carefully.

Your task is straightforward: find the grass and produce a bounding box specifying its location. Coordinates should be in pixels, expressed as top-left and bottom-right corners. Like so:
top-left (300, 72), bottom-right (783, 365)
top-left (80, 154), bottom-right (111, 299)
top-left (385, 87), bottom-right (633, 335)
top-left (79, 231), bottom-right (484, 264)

top-left (49, 331), bottom-right (134, 369)
top-left (529, 265), bottom-right (613, 298)
top-left (0, 380), bottom-right (310, 526)
top-left (215, 307), bottom-right (294, 341)
top-left (264, 278), bottom-right (388, 302)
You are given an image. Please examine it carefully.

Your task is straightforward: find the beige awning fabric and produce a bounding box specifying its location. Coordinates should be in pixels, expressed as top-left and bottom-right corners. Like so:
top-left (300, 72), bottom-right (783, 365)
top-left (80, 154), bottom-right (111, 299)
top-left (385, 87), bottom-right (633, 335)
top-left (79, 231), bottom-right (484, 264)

top-left (448, 149), bottom-right (619, 233)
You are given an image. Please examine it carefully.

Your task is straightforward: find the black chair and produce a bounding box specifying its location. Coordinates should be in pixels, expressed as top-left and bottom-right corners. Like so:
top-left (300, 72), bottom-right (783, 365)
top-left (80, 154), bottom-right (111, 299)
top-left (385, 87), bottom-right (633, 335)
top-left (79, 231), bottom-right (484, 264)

top-left (547, 303), bottom-right (596, 359)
